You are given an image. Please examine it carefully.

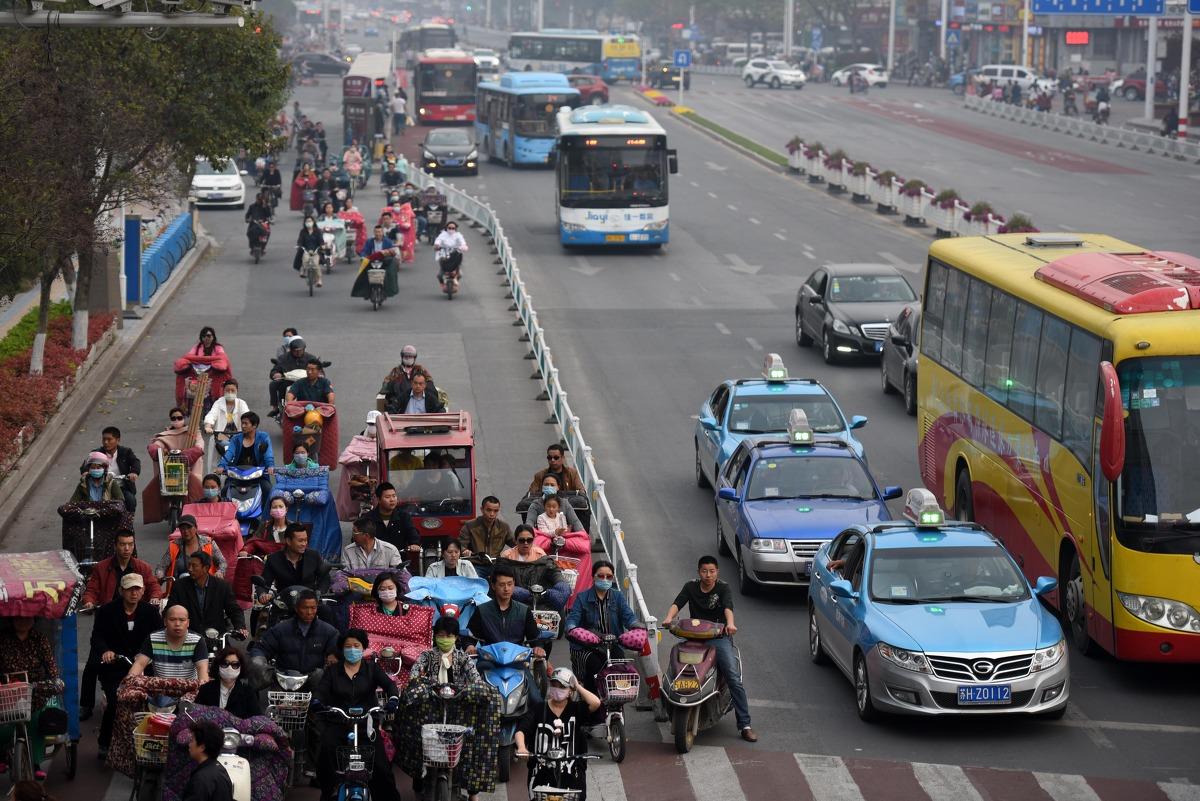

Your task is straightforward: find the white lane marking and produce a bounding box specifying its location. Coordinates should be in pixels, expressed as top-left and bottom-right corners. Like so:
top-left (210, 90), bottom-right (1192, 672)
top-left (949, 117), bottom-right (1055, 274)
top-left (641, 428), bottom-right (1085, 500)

top-left (1052, 718), bottom-right (1200, 735)
top-left (691, 296), bottom-right (705, 307)
top-left (748, 217), bottom-right (761, 225)
top-left (794, 754), bottom-right (866, 801)
top-left (746, 337), bottom-right (764, 351)
top-left (704, 160), bottom-right (729, 172)
top-left (725, 254), bottom-right (762, 275)
top-left (727, 204), bottom-right (739, 211)
top-left (1033, 772), bottom-right (1102, 801)
top-left (690, 180), bottom-right (700, 187)
top-left (877, 251), bottom-right (908, 266)
top-left (911, 763), bottom-right (985, 801)
top-left (748, 698), bottom-right (800, 709)
top-left (588, 760), bottom-right (629, 801)
top-left (1012, 167), bottom-right (1042, 178)
top-left (773, 233), bottom-right (787, 241)
top-left (1161, 782), bottom-right (1200, 801)
top-left (669, 272), bottom-right (682, 282)
top-left (715, 322), bottom-right (732, 335)
top-left (804, 252), bottom-right (816, 260)
top-left (707, 191), bottom-right (718, 199)
top-left (1061, 703), bottom-right (1116, 750)
top-left (802, 243), bottom-right (814, 251)
top-left (683, 745), bottom-right (747, 801)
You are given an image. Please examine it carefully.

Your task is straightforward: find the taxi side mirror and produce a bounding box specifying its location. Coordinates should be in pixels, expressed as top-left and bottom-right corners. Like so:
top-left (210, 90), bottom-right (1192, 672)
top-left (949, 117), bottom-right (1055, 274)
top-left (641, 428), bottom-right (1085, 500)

top-left (717, 487), bottom-right (739, 502)
top-left (830, 579), bottom-right (857, 600)
top-left (1034, 576), bottom-right (1058, 597)
top-left (882, 486), bottom-right (903, 501)
top-left (698, 416), bottom-right (718, 431)
top-left (850, 415), bottom-right (869, 430)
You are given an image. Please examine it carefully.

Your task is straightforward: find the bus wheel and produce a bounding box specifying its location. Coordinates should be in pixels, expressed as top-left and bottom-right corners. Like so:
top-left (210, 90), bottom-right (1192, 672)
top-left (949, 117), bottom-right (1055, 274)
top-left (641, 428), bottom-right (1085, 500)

top-left (953, 467), bottom-right (974, 522)
top-left (1063, 550), bottom-right (1097, 656)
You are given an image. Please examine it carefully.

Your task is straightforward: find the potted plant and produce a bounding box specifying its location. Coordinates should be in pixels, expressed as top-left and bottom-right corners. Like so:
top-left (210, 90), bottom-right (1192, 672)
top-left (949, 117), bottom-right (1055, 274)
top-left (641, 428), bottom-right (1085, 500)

top-left (786, 136), bottom-right (805, 172)
top-left (825, 149), bottom-right (849, 191)
top-left (873, 169), bottom-right (899, 214)
top-left (999, 213), bottom-right (1039, 234)
top-left (850, 161), bottom-right (872, 203)
top-left (900, 179), bottom-right (930, 226)
top-left (804, 142), bottom-right (825, 183)
top-left (966, 201), bottom-right (994, 236)
top-left (932, 189), bottom-right (961, 237)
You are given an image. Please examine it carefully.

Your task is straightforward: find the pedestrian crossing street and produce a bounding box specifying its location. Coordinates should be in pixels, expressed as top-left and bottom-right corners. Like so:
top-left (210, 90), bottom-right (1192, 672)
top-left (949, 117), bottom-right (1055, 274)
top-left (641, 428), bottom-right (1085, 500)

top-left (476, 743), bottom-right (1200, 801)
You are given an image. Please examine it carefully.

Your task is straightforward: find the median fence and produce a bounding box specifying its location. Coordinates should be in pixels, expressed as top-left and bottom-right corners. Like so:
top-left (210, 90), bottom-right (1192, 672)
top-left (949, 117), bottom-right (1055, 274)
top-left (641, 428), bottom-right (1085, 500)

top-left (962, 93), bottom-right (1200, 163)
top-left (124, 210), bottom-right (197, 306)
top-left (406, 163), bottom-right (662, 705)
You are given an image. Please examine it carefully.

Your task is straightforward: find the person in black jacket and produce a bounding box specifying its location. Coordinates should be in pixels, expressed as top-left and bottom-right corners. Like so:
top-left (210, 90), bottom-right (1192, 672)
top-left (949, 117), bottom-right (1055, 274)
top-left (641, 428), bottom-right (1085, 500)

top-left (391, 371), bottom-right (445, 415)
top-left (166, 551), bottom-right (247, 638)
top-left (270, 337), bottom-right (321, 419)
top-left (361, 483), bottom-right (421, 556)
top-left (93, 573), bottom-right (162, 759)
top-left (183, 720), bottom-right (234, 801)
top-left (260, 161), bottom-right (283, 208)
top-left (294, 215), bottom-right (323, 275)
top-left (81, 426), bottom-right (141, 514)
top-left (257, 525), bottom-right (328, 602)
top-left (249, 589), bottom-right (338, 680)
top-left (244, 192), bottom-right (273, 253)
top-left (196, 646), bottom-right (263, 719)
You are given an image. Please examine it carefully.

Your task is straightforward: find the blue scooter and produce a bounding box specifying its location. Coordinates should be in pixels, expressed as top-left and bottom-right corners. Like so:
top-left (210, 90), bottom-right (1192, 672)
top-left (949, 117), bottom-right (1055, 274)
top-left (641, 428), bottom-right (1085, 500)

top-left (476, 641), bottom-right (532, 784)
top-left (221, 465), bottom-right (265, 536)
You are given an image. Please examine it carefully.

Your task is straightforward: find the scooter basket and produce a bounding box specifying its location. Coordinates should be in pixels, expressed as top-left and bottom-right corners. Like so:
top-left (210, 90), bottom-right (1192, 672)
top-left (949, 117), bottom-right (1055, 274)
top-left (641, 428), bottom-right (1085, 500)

top-left (554, 555), bottom-right (580, 592)
top-left (533, 610), bottom-right (561, 638)
top-left (160, 451), bottom-right (190, 497)
top-left (367, 267), bottom-right (386, 286)
top-left (531, 788), bottom-right (583, 801)
top-left (267, 690), bottom-right (311, 731)
top-left (601, 662), bottom-right (640, 704)
top-left (132, 714), bottom-right (171, 767)
top-left (421, 723), bottom-right (469, 769)
top-left (0, 683), bottom-right (32, 724)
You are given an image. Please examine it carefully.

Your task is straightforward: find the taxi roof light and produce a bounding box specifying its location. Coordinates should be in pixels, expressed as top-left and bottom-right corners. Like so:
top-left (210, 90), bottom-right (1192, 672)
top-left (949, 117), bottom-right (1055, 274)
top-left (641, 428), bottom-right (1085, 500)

top-left (903, 488), bottom-right (944, 527)
top-left (762, 353), bottom-right (788, 383)
top-left (787, 408), bottom-right (813, 444)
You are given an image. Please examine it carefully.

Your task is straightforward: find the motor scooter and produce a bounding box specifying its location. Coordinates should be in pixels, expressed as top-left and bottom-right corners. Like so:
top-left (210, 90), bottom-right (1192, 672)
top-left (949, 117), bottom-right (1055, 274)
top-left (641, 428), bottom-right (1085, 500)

top-left (319, 230), bottom-right (337, 276)
top-left (436, 247), bottom-right (464, 300)
top-left (659, 618), bottom-right (734, 754)
top-left (221, 464), bottom-right (265, 537)
top-left (264, 663), bottom-right (314, 786)
top-left (217, 726), bottom-right (256, 801)
top-left (315, 704), bottom-right (389, 801)
top-left (516, 717), bottom-right (599, 801)
top-left (362, 252), bottom-right (389, 311)
top-left (418, 684), bottom-right (472, 801)
top-left (476, 641), bottom-right (532, 783)
top-left (250, 219), bottom-right (271, 264)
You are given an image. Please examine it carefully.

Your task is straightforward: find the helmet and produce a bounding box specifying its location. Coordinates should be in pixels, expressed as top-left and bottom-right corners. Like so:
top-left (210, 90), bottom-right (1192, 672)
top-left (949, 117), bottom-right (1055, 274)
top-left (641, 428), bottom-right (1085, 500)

top-left (401, 344), bottom-right (417, 358)
top-left (288, 336), bottom-right (306, 350)
top-left (549, 667), bottom-right (575, 688)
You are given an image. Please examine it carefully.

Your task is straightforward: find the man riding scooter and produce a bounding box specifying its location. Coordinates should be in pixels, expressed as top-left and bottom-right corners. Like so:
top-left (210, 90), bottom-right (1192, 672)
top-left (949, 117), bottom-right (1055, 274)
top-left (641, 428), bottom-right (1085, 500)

top-left (270, 337), bottom-right (321, 419)
top-left (351, 224), bottom-right (400, 303)
top-left (249, 588), bottom-right (339, 686)
top-left (244, 192), bottom-right (274, 257)
top-left (433, 221), bottom-right (468, 296)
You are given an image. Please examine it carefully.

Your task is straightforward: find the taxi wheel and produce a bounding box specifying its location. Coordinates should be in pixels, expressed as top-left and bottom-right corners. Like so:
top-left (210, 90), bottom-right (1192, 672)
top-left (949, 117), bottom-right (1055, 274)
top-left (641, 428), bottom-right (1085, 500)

top-left (808, 599), bottom-right (829, 665)
top-left (695, 443), bottom-right (711, 489)
top-left (854, 653), bottom-right (880, 722)
top-left (716, 511), bottom-right (731, 556)
top-left (737, 544), bottom-right (757, 596)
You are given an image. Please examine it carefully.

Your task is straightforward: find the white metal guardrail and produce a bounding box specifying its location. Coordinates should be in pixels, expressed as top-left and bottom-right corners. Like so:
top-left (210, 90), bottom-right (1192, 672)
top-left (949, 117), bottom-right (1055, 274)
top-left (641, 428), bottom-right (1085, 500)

top-left (962, 93), bottom-right (1200, 163)
top-left (404, 160), bottom-right (661, 701)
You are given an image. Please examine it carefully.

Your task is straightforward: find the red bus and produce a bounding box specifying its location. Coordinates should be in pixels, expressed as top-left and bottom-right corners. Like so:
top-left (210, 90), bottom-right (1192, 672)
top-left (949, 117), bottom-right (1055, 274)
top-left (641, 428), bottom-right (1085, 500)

top-left (414, 49), bottom-right (477, 125)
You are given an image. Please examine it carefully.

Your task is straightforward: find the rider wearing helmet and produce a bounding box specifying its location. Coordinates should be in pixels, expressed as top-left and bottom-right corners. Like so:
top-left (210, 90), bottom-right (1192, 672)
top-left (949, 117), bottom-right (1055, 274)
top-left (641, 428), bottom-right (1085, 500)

top-left (515, 667), bottom-right (600, 799)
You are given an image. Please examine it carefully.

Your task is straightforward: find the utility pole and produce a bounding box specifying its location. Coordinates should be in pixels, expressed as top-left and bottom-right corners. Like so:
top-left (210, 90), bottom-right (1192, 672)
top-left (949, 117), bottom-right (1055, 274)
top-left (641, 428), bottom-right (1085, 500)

top-left (939, 0), bottom-right (948, 59)
top-left (886, 0), bottom-right (896, 73)
top-left (535, 0), bottom-right (543, 31)
top-left (1144, 16), bottom-right (1157, 122)
top-left (1021, 0), bottom-right (1030, 67)
top-left (485, 0), bottom-right (491, 29)
top-left (1179, 10), bottom-right (1193, 139)
top-left (783, 0), bottom-right (794, 58)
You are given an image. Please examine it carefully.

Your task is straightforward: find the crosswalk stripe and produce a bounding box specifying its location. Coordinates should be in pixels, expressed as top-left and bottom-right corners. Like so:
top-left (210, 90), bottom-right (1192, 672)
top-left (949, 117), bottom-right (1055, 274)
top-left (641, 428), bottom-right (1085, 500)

top-left (1035, 772), bottom-right (1104, 801)
top-left (683, 745), bottom-right (747, 801)
top-left (1161, 783), bottom-right (1200, 801)
top-left (795, 754), bottom-right (867, 801)
top-left (912, 762), bottom-right (985, 801)
top-left (588, 760), bottom-right (630, 801)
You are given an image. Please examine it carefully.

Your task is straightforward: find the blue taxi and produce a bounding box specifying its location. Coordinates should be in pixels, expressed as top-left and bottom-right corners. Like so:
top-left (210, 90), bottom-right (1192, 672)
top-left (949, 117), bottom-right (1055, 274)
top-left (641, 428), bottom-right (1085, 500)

top-left (695, 353), bottom-right (867, 490)
top-left (808, 490), bottom-right (1069, 721)
top-left (714, 410), bottom-right (900, 595)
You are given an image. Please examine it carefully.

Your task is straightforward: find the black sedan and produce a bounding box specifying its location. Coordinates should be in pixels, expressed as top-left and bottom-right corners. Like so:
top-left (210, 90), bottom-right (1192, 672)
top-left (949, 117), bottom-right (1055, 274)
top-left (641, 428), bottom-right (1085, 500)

top-left (795, 263), bottom-right (917, 364)
top-left (647, 61), bottom-right (691, 91)
top-left (292, 52), bottom-right (351, 76)
top-left (880, 302), bottom-right (921, 415)
top-left (420, 128), bottom-right (479, 176)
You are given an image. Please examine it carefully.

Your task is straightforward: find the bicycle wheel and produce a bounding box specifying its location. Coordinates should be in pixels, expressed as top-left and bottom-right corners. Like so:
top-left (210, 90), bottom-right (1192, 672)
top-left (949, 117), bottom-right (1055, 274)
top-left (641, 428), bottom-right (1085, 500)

top-left (65, 740), bottom-right (77, 780)
top-left (10, 727), bottom-right (32, 783)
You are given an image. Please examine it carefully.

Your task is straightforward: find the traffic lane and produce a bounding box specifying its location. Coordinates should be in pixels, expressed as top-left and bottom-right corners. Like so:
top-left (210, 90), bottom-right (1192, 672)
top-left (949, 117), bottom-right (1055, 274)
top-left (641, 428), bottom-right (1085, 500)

top-left (665, 77), bottom-right (1200, 252)
top-left (469, 109), bottom-right (1200, 775)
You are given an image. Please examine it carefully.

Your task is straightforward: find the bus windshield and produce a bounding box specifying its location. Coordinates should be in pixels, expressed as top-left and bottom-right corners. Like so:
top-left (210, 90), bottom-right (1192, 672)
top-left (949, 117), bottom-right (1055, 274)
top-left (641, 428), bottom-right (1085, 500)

top-left (422, 29), bottom-right (456, 49)
top-left (418, 63), bottom-right (476, 105)
top-left (514, 94), bottom-right (576, 137)
top-left (559, 145), bottom-right (666, 207)
top-left (1116, 356), bottom-right (1200, 554)
top-left (510, 35), bottom-right (602, 63)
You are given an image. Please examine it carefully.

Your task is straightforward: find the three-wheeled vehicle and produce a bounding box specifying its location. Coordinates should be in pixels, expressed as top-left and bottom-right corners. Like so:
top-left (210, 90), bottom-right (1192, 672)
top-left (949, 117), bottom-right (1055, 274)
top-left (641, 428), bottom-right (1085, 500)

top-left (375, 411), bottom-right (477, 573)
top-left (0, 550), bottom-right (85, 784)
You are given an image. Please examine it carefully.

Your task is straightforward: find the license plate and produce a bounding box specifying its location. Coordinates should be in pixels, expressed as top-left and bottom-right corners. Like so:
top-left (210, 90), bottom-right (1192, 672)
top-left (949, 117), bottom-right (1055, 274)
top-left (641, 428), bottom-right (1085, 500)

top-left (444, 159), bottom-right (462, 166)
top-left (957, 684), bottom-right (1011, 705)
top-left (673, 678), bottom-right (700, 692)
top-left (605, 234), bottom-right (625, 242)
top-left (874, 340), bottom-right (883, 353)
top-left (208, 194), bottom-right (225, 200)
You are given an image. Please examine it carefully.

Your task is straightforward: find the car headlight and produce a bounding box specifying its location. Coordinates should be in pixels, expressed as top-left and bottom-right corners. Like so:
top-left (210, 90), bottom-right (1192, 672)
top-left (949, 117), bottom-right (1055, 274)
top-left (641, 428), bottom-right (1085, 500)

top-left (749, 538), bottom-right (787, 553)
top-left (831, 319), bottom-right (854, 336)
top-left (467, 150), bottom-right (478, 160)
top-left (876, 642), bottom-right (931, 673)
top-left (1030, 639), bottom-right (1066, 672)
top-left (1118, 592), bottom-right (1200, 633)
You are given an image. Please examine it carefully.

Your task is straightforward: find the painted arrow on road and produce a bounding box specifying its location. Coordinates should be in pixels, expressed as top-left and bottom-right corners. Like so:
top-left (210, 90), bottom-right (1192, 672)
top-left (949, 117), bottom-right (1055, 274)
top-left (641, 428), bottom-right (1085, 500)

top-left (570, 256), bottom-right (602, 277)
top-left (724, 253), bottom-right (762, 275)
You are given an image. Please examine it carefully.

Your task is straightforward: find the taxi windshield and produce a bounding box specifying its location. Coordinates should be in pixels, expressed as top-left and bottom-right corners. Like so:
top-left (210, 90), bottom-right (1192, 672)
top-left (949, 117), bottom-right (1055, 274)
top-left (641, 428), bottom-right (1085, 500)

top-left (727, 395), bottom-right (844, 434)
top-left (385, 446), bottom-right (471, 515)
top-left (869, 546), bottom-right (1030, 604)
top-left (746, 455), bottom-right (874, 501)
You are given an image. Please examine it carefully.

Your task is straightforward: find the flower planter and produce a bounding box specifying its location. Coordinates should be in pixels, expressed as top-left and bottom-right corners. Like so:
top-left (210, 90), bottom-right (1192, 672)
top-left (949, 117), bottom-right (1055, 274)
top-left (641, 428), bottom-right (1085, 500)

top-left (931, 203), bottom-right (956, 237)
top-left (850, 172), bottom-right (871, 203)
top-left (787, 150), bottom-right (804, 173)
top-left (874, 179), bottom-right (898, 214)
top-left (805, 154), bottom-right (824, 183)
top-left (826, 160), bottom-right (847, 193)
top-left (903, 191), bottom-right (929, 226)
top-left (950, 202), bottom-right (971, 236)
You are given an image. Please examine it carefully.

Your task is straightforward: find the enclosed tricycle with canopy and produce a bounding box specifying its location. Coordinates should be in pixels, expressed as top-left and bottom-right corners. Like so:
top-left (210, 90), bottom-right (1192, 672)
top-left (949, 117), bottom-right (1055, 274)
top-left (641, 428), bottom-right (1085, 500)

top-left (376, 412), bottom-right (477, 573)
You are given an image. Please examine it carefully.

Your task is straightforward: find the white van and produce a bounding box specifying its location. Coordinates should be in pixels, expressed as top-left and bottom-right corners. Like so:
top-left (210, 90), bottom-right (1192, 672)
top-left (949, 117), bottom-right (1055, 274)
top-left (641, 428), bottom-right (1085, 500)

top-left (977, 64), bottom-right (1054, 93)
top-left (723, 42), bottom-right (765, 61)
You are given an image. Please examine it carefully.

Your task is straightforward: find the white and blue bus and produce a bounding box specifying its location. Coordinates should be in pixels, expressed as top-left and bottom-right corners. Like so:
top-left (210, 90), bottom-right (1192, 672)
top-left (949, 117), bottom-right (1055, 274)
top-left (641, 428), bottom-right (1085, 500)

top-left (554, 105), bottom-right (678, 247)
top-left (475, 73), bottom-right (580, 166)
top-left (506, 30), bottom-right (641, 83)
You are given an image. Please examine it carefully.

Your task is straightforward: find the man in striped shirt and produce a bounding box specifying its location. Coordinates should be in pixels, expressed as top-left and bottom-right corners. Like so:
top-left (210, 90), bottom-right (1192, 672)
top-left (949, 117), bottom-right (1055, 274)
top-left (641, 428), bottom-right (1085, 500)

top-left (126, 604), bottom-right (211, 683)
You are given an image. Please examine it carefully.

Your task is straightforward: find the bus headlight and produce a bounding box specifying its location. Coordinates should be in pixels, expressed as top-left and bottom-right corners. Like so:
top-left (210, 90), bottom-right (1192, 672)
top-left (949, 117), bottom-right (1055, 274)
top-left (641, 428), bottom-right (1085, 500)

top-left (1118, 592), bottom-right (1200, 632)
top-left (642, 219), bottom-right (668, 231)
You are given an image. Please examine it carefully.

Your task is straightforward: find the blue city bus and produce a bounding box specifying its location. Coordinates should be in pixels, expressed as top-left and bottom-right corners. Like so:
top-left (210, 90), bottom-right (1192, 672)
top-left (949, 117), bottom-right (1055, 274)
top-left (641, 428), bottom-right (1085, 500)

top-left (506, 30), bottom-right (641, 83)
top-left (554, 105), bottom-right (678, 247)
top-left (475, 73), bottom-right (580, 166)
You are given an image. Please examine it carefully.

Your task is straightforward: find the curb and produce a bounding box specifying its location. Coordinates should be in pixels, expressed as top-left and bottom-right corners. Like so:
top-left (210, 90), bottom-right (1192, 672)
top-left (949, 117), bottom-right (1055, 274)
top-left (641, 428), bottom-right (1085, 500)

top-left (0, 230), bottom-right (216, 536)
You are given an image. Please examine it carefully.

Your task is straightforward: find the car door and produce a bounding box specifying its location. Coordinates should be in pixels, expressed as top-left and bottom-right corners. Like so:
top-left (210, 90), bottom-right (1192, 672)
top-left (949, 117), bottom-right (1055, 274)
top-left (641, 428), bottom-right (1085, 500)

top-left (803, 269), bottom-right (828, 337)
top-left (699, 384), bottom-right (730, 481)
top-left (815, 534), bottom-right (862, 672)
top-left (717, 446), bottom-right (750, 550)
top-left (883, 307), bottom-right (908, 388)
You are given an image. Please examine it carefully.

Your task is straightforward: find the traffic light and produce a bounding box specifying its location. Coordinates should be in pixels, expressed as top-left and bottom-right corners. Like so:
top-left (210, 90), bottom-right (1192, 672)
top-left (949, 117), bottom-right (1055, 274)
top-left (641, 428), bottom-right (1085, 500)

top-left (671, 22), bottom-right (684, 29)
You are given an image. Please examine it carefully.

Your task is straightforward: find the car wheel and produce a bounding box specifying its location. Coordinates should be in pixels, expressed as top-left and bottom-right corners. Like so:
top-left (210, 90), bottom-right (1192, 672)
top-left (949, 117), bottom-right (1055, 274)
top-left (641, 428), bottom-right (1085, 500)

top-left (1063, 549), bottom-right (1097, 656)
top-left (770, 77), bottom-right (781, 89)
top-left (954, 466), bottom-right (974, 522)
top-left (903, 371), bottom-right (917, 416)
top-left (1123, 86), bottom-right (1140, 101)
top-left (796, 313), bottom-right (812, 347)
top-left (808, 599), bottom-right (830, 665)
top-left (695, 442), bottom-right (710, 489)
top-left (744, 75), bottom-right (755, 88)
top-left (716, 510), bottom-right (732, 556)
top-left (881, 357), bottom-right (896, 395)
top-left (737, 544), bottom-right (757, 596)
top-left (854, 653), bottom-right (880, 722)
top-left (591, 94), bottom-right (605, 106)
top-left (832, 77), bottom-right (842, 86)
top-left (822, 329), bottom-right (838, 364)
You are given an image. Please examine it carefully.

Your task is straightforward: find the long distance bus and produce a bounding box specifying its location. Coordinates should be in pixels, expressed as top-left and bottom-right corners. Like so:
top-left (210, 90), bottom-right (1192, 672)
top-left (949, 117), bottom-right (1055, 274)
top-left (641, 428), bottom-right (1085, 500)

top-left (475, 73), bottom-right (580, 165)
top-left (506, 30), bottom-right (641, 82)
top-left (917, 233), bottom-right (1200, 662)
top-left (554, 105), bottom-right (678, 247)
top-left (413, 49), bottom-right (477, 124)
top-left (342, 52), bottom-right (393, 148)
top-left (397, 22), bottom-right (457, 69)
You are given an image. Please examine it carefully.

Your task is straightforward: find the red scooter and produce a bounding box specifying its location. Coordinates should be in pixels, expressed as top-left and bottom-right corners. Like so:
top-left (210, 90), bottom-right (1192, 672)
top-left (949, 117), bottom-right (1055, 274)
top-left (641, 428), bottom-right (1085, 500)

top-left (659, 619), bottom-right (734, 754)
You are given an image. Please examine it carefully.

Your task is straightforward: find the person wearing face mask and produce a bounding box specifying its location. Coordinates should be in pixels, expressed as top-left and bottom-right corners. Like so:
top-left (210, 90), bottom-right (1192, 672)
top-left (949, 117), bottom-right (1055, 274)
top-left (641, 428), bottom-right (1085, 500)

top-left (203, 379), bottom-right (250, 458)
top-left (284, 444), bottom-right (320, 472)
top-left (296, 215), bottom-right (324, 286)
top-left (515, 667), bottom-right (600, 800)
top-left (564, 560), bottom-right (640, 723)
top-left (197, 474), bottom-right (225, 504)
top-left (82, 426), bottom-right (140, 513)
top-left (314, 629), bottom-right (401, 801)
top-left (196, 645), bottom-right (262, 718)
top-left (71, 451), bottom-right (125, 504)
top-left (522, 474), bottom-right (583, 531)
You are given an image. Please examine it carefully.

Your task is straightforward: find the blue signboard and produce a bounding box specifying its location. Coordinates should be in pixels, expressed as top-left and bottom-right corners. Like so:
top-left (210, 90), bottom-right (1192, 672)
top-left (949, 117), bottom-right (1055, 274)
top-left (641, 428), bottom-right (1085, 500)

top-left (1031, 0), bottom-right (1162, 14)
top-left (673, 49), bottom-right (692, 69)
top-left (945, 29), bottom-right (961, 47)
top-left (1190, 0), bottom-right (1199, 13)
top-left (811, 27), bottom-right (823, 51)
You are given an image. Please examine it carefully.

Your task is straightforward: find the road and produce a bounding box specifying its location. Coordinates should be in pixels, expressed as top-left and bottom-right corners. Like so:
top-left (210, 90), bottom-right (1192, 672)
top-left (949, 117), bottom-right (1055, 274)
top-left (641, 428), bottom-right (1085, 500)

top-left (3, 36), bottom-right (1199, 800)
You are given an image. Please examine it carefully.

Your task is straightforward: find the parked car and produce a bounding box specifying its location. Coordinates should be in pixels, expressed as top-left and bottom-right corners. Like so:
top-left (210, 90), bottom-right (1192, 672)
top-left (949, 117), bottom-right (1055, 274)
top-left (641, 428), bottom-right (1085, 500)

top-left (191, 158), bottom-right (246, 208)
top-left (364, 26), bottom-right (380, 37)
top-left (1112, 74), bottom-right (1167, 101)
top-left (879, 303), bottom-right (920, 415)
top-left (742, 58), bottom-right (806, 89)
top-left (420, 128), bottom-right (479, 176)
top-left (291, 52), bottom-right (352, 76)
top-left (795, 263), bottom-right (918, 364)
top-left (830, 63), bottom-right (888, 87)
top-left (566, 73), bottom-right (610, 105)
top-left (948, 68), bottom-right (979, 95)
top-left (647, 61), bottom-right (690, 90)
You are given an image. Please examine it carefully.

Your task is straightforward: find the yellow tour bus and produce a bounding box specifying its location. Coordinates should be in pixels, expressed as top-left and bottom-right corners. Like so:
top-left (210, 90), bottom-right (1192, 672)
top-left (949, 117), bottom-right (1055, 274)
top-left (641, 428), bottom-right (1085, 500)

top-left (917, 232), bottom-right (1200, 662)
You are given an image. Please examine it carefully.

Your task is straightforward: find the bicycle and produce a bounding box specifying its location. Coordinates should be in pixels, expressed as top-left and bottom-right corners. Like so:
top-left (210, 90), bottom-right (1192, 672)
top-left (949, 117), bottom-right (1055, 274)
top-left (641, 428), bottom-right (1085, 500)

top-left (130, 710), bottom-right (170, 801)
top-left (0, 674), bottom-right (67, 785)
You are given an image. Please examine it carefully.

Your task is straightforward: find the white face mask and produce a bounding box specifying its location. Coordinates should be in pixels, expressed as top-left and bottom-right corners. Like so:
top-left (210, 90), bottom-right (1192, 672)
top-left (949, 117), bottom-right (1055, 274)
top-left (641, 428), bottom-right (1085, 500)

top-left (377, 589), bottom-right (397, 603)
top-left (219, 665), bottom-right (240, 682)
top-left (224, 393), bottom-right (237, 402)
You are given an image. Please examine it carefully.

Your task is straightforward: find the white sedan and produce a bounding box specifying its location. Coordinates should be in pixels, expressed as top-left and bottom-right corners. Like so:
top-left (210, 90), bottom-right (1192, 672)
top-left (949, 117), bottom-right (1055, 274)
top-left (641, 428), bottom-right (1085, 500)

top-left (190, 158), bottom-right (246, 208)
top-left (830, 63), bottom-right (888, 88)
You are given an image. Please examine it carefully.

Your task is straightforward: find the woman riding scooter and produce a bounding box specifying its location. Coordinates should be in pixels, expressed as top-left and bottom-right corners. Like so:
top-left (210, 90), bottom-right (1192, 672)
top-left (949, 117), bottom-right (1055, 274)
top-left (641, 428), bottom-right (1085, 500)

top-left (295, 215), bottom-right (324, 288)
top-left (564, 560), bottom-right (639, 720)
top-left (244, 192), bottom-right (273, 257)
top-left (433, 221), bottom-right (468, 295)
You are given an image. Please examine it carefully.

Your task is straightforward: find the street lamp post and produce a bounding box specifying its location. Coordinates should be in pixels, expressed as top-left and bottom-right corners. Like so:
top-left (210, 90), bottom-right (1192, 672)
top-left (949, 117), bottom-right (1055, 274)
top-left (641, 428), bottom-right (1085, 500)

top-left (1022, 0), bottom-right (1031, 67)
top-left (1179, 10), bottom-right (1193, 139)
top-left (886, 0), bottom-right (896, 73)
top-left (1144, 16), bottom-right (1157, 122)
top-left (939, 0), bottom-right (948, 59)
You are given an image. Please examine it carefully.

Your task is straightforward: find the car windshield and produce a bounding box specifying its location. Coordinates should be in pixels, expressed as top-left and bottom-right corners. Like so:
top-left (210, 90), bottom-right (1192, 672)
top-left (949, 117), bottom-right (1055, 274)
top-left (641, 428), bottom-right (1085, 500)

top-left (746, 455), bottom-right (875, 501)
top-left (768, 61), bottom-right (792, 70)
top-left (475, 49), bottom-right (496, 57)
top-left (426, 130), bottom-right (472, 147)
top-left (385, 446), bottom-right (471, 515)
top-left (195, 160), bottom-right (237, 176)
top-left (727, 394), bottom-right (844, 434)
top-left (869, 546), bottom-right (1030, 603)
top-left (1115, 356), bottom-right (1200, 554)
top-left (829, 274), bottom-right (916, 303)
